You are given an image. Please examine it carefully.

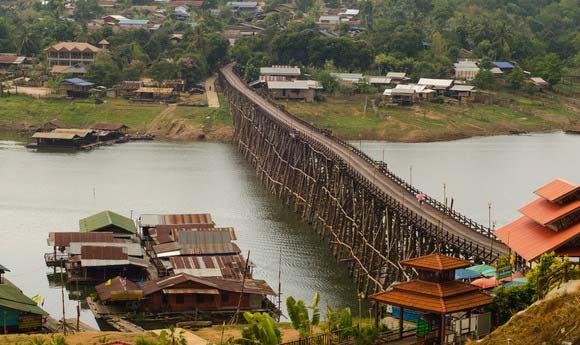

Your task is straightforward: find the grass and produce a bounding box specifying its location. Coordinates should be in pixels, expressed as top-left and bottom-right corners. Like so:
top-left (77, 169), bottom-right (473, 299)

top-left (280, 87), bottom-right (580, 142)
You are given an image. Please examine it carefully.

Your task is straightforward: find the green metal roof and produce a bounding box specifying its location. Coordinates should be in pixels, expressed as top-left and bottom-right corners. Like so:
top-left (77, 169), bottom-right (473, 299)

top-left (0, 285), bottom-right (47, 315)
top-left (79, 210), bottom-right (137, 234)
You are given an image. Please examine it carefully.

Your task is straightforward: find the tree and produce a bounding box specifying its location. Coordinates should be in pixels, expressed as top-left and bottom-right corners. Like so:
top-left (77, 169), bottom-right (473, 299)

top-left (286, 292), bottom-right (320, 337)
top-left (472, 69), bottom-right (496, 89)
top-left (86, 52), bottom-right (121, 87)
top-left (507, 66), bottom-right (525, 90)
top-left (534, 53), bottom-right (564, 85)
top-left (149, 60), bottom-right (178, 85)
top-left (236, 312), bottom-right (281, 345)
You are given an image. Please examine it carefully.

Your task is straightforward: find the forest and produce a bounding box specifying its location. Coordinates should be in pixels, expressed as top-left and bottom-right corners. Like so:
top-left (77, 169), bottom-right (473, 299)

top-left (0, 0), bottom-right (578, 88)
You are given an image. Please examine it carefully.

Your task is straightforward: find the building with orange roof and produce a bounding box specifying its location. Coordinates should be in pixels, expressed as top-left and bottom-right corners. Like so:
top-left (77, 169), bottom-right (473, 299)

top-left (370, 253), bottom-right (492, 344)
top-left (495, 178), bottom-right (580, 262)
top-left (44, 42), bottom-right (101, 67)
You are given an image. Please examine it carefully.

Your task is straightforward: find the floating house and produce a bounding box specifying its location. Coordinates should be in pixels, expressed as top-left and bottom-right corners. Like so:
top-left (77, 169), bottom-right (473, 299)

top-left (90, 122), bottom-right (129, 141)
top-left (140, 213), bottom-right (215, 237)
top-left (0, 283), bottom-right (47, 334)
top-left (31, 128), bottom-right (97, 150)
top-left (495, 178), bottom-right (580, 263)
top-left (370, 254), bottom-right (493, 344)
top-left (79, 210), bottom-right (138, 238)
top-left (45, 231), bottom-right (116, 267)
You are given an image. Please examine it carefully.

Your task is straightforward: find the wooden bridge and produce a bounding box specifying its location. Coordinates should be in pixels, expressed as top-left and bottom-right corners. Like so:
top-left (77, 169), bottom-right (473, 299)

top-left (219, 63), bottom-right (509, 294)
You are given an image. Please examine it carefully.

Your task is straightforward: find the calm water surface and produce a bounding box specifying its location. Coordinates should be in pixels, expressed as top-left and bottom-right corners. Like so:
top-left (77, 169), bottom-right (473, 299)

top-left (0, 132), bottom-right (579, 328)
top-left (0, 140), bottom-right (359, 328)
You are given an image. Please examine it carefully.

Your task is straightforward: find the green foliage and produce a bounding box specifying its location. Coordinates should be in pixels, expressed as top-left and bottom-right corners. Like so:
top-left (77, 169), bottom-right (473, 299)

top-left (491, 284), bottom-right (535, 324)
top-left (472, 69), bottom-right (497, 90)
top-left (353, 325), bottom-right (381, 345)
top-left (286, 292), bottom-right (320, 337)
top-left (148, 60), bottom-right (178, 85)
top-left (507, 67), bottom-right (526, 90)
top-left (49, 336), bottom-right (67, 345)
top-left (26, 337), bottom-right (46, 345)
top-left (86, 52), bottom-right (121, 87)
top-left (236, 312), bottom-right (281, 345)
top-left (532, 53), bottom-right (564, 85)
top-left (134, 337), bottom-right (157, 345)
top-left (158, 325), bottom-right (187, 345)
top-left (310, 69), bottom-right (339, 94)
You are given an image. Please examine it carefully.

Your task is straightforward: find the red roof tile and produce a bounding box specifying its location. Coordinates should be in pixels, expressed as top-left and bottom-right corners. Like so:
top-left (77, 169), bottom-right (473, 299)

top-left (534, 178), bottom-right (580, 202)
top-left (495, 216), bottom-right (580, 261)
top-left (400, 254), bottom-right (471, 272)
top-left (394, 280), bottom-right (480, 298)
top-left (519, 197), bottom-right (580, 226)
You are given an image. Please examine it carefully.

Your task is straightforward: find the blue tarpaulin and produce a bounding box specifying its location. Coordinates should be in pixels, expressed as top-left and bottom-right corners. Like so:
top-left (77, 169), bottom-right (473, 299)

top-left (455, 268), bottom-right (482, 280)
top-left (61, 78), bottom-right (94, 87)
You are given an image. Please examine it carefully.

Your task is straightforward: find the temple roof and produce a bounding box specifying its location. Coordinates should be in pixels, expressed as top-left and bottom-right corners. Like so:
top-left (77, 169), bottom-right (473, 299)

top-left (519, 198), bottom-right (580, 226)
top-left (400, 254), bottom-right (471, 272)
top-left (534, 178), bottom-right (580, 202)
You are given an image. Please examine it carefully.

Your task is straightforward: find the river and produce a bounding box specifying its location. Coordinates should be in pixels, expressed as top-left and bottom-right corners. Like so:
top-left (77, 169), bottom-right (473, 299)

top-left (0, 132), bottom-right (579, 329)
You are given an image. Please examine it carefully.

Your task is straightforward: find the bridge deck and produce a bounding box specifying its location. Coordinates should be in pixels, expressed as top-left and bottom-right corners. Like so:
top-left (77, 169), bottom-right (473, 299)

top-left (221, 64), bottom-right (509, 258)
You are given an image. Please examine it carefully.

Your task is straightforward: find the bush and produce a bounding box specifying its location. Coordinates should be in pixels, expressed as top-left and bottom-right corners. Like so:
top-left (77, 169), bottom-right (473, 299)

top-left (430, 96), bottom-right (445, 104)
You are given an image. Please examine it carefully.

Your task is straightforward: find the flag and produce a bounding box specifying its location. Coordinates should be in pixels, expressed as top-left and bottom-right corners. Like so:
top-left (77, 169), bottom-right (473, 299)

top-left (32, 295), bottom-right (43, 305)
top-left (105, 279), bottom-right (112, 286)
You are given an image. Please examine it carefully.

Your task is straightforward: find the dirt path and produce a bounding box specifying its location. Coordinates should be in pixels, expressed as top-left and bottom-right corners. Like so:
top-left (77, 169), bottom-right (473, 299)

top-left (205, 75), bottom-right (220, 108)
top-left (147, 103), bottom-right (178, 133)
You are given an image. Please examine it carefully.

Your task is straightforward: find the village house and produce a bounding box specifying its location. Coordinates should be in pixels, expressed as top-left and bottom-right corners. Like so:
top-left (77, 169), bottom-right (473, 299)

top-left (383, 84), bottom-right (435, 105)
top-left (0, 54), bottom-right (26, 70)
top-left (31, 128), bottom-right (98, 150)
top-left (495, 178), bottom-right (580, 263)
top-left (120, 81), bottom-right (143, 96)
top-left (492, 61), bottom-right (515, 73)
top-left (103, 15), bottom-right (127, 24)
top-left (58, 77), bottom-right (95, 98)
top-left (45, 231), bottom-right (116, 267)
top-left (449, 84), bottom-right (476, 103)
top-left (139, 213), bottom-right (215, 237)
top-left (226, 1), bottom-right (259, 14)
top-left (317, 15), bottom-right (340, 29)
top-left (0, 278), bottom-right (47, 334)
top-left (259, 65), bottom-right (300, 80)
top-left (133, 87), bottom-right (177, 102)
top-left (222, 24), bottom-right (264, 45)
top-left (118, 19), bottom-right (151, 29)
top-left (386, 72), bottom-right (408, 84)
top-left (528, 77), bottom-right (549, 90)
top-left (45, 42), bottom-right (101, 67)
top-left (331, 72), bottom-right (364, 86)
top-left (265, 80), bottom-right (322, 102)
top-left (417, 78), bottom-right (454, 95)
top-left (50, 64), bottom-right (87, 77)
top-left (365, 76), bottom-right (392, 87)
top-left (454, 60), bottom-right (480, 81)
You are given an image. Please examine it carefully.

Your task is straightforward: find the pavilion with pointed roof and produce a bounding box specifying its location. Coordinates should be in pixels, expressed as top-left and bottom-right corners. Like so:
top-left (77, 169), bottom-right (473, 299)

top-left (495, 178), bottom-right (580, 262)
top-left (370, 253), bottom-right (492, 344)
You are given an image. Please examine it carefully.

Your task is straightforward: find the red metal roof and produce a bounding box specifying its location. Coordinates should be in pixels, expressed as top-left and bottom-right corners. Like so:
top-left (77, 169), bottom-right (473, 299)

top-left (49, 232), bottom-right (115, 247)
top-left (534, 178), bottom-right (580, 202)
top-left (400, 254), bottom-right (471, 272)
top-left (518, 197), bottom-right (580, 226)
top-left (142, 273), bottom-right (274, 296)
top-left (495, 216), bottom-right (580, 261)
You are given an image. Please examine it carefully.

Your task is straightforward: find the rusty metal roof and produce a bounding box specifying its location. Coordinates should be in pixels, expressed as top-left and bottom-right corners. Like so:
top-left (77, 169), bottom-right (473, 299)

top-left (80, 245), bottom-right (127, 260)
top-left (70, 242), bottom-right (143, 257)
top-left (534, 178), bottom-right (580, 202)
top-left (176, 229), bottom-right (234, 245)
top-left (143, 273), bottom-right (275, 296)
top-left (400, 254), bottom-right (471, 272)
top-left (495, 216), bottom-right (580, 261)
top-left (48, 232), bottom-right (115, 247)
top-left (149, 225), bottom-right (230, 244)
top-left (518, 197), bottom-right (580, 226)
top-left (32, 132), bottom-right (79, 140)
top-left (170, 255), bottom-right (246, 279)
top-left (140, 214), bottom-right (214, 227)
top-left (181, 243), bottom-right (241, 256)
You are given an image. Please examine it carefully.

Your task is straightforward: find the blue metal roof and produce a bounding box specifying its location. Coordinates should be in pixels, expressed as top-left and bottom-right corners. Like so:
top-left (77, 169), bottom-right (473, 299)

top-left (61, 78), bottom-right (95, 86)
top-left (119, 19), bottom-right (150, 25)
top-left (493, 61), bottom-right (515, 69)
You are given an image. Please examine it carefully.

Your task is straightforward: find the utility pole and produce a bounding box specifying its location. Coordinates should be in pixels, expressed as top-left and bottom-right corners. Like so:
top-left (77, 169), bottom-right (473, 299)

top-left (409, 165), bottom-right (413, 185)
top-left (60, 260), bottom-right (66, 335)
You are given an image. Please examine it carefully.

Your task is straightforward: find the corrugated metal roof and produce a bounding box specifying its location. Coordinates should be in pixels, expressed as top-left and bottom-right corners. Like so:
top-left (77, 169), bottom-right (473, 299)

top-left (140, 213), bottom-right (214, 227)
top-left (260, 66), bottom-right (301, 76)
top-left (366, 76), bottom-right (391, 84)
top-left (530, 77), bottom-right (548, 85)
top-left (386, 72), bottom-right (406, 79)
top-left (48, 232), bottom-right (115, 247)
top-left (519, 198), bottom-right (580, 226)
top-left (96, 276), bottom-right (142, 301)
top-left (135, 87), bottom-right (174, 94)
top-left (162, 288), bottom-right (220, 294)
top-left (0, 285), bottom-right (48, 315)
top-left (170, 255), bottom-right (246, 279)
top-left (330, 72), bottom-right (363, 81)
top-left (53, 128), bottom-right (96, 137)
top-left (495, 216), bottom-right (580, 261)
top-left (493, 61), bottom-right (514, 69)
top-left (449, 85), bottom-right (475, 92)
top-left (417, 78), bottom-right (454, 88)
top-left (81, 245), bottom-right (127, 260)
top-left (79, 210), bottom-right (137, 234)
top-left (534, 179), bottom-right (579, 202)
top-left (70, 242), bottom-right (143, 257)
top-left (143, 273), bottom-right (275, 296)
top-left (180, 242), bottom-right (241, 255)
top-left (118, 19), bottom-right (150, 25)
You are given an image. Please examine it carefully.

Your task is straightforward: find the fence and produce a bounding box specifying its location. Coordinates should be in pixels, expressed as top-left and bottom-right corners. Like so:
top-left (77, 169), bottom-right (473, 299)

top-left (278, 328), bottom-right (416, 345)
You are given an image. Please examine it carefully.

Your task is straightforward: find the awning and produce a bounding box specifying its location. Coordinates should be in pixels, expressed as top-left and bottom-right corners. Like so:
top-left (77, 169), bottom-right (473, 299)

top-left (162, 288), bottom-right (220, 295)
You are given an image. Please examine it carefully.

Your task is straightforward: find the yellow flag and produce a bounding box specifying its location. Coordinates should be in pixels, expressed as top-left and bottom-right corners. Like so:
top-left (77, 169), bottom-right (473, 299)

top-left (105, 279), bottom-right (112, 286)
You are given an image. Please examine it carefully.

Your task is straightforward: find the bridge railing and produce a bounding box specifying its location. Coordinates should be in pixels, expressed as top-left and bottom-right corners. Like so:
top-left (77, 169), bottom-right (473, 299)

top-left (224, 65), bottom-right (497, 241)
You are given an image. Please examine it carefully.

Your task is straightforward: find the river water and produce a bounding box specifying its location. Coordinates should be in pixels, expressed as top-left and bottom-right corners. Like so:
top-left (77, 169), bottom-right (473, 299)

top-left (0, 132), bottom-right (579, 328)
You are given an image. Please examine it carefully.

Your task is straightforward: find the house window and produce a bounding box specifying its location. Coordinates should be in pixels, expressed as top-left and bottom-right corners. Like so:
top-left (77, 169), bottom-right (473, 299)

top-left (196, 294), bottom-right (206, 303)
top-left (222, 294), bottom-right (229, 303)
top-left (176, 294), bottom-right (185, 304)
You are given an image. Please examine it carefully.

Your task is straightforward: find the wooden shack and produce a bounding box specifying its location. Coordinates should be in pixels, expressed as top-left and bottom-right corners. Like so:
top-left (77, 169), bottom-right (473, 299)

top-left (0, 284), bottom-right (47, 334)
top-left (449, 85), bottom-right (476, 103)
top-left (90, 122), bottom-right (129, 141)
top-left (133, 87), bottom-right (176, 102)
top-left (121, 81), bottom-right (143, 96)
top-left (79, 210), bottom-right (137, 238)
top-left (59, 78), bottom-right (95, 98)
